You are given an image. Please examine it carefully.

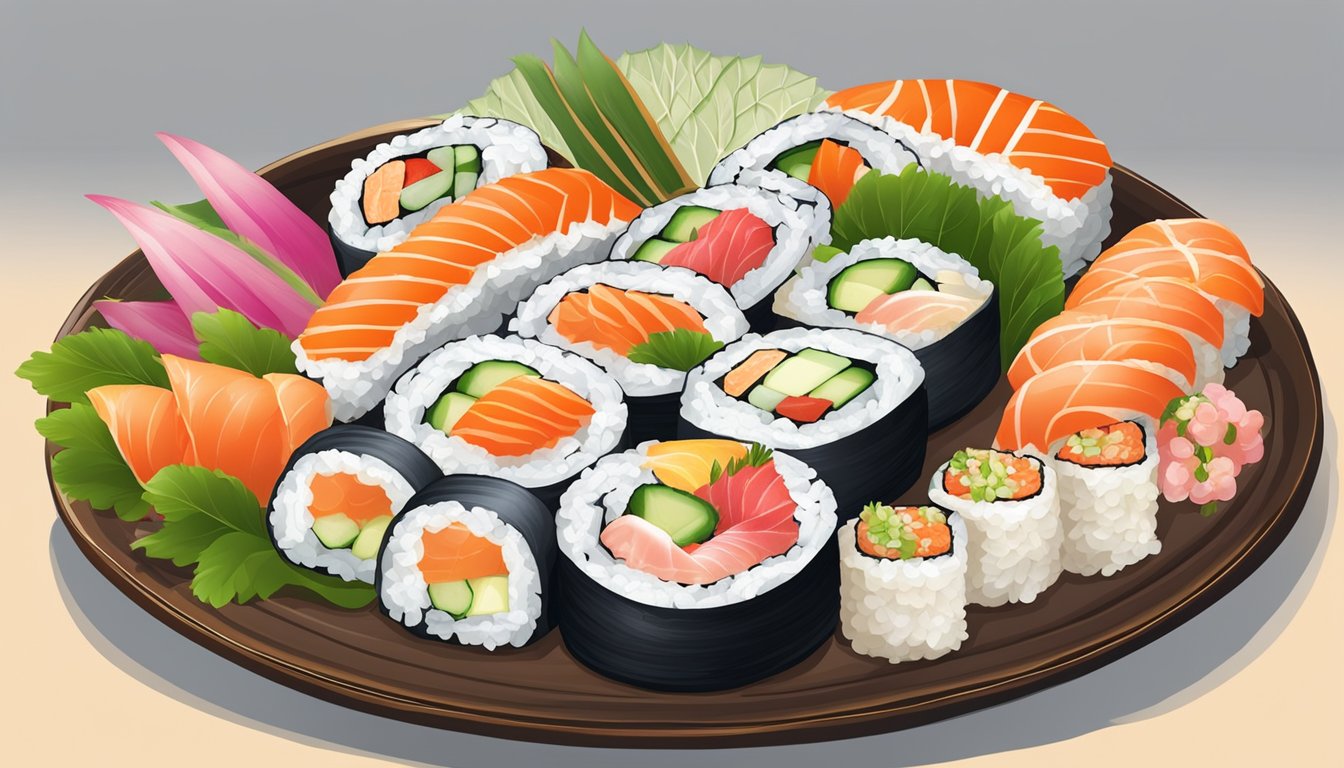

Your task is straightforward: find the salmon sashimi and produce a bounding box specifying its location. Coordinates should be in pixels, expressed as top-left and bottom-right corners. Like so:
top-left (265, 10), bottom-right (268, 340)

top-left (659, 208), bottom-right (775, 287)
top-left (86, 385), bottom-right (192, 486)
top-left (601, 460), bottom-right (799, 585)
top-left (299, 169), bottom-right (640, 363)
top-left (823, 79), bottom-right (1111, 201)
top-left (419, 522), bottom-right (508, 583)
top-left (642, 439), bottom-right (748, 492)
top-left (449, 375), bottom-right (596, 456)
top-left (1007, 315), bottom-right (1198, 390)
top-left (308, 473), bottom-right (393, 524)
top-left (805, 140), bottom-right (869, 209)
top-left (1066, 279), bottom-right (1225, 348)
top-left (854, 290), bottom-right (983, 334)
top-left (995, 360), bottom-right (1185, 453)
top-left (87, 356), bottom-right (332, 506)
top-left (1070, 219), bottom-right (1263, 315)
top-left (548, 283), bottom-right (708, 356)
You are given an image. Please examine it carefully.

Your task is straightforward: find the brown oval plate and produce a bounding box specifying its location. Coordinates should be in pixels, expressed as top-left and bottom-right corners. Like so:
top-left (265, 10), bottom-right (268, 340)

top-left (47, 120), bottom-right (1324, 748)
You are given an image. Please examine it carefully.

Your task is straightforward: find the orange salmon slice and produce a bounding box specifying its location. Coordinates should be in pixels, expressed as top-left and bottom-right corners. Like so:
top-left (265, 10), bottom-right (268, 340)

top-left (419, 523), bottom-right (508, 583)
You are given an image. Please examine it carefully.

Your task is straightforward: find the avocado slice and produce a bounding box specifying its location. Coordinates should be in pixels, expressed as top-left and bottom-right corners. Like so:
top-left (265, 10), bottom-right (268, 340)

top-left (350, 515), bottom-right (392, 561)
top-left (426, 391), bottom-right (477, 433)
top-left (747, 384), bottom-right (788, 412)
top-left (631, 237), bottom-right (680, 264)
top-left (399, 170), bottom-right (454, 213)
top-left (465, 575), bottom-right (510, 616)
top-left (762, 348), bottom-right (853, 397)
top-left (661, 206), bottom-right (720, 242)
top-left (453, 144), bottom-right (481, 171)
top-left (827, 259), bottom-right (920, 312)
top-left (312, 513), bottom-right (360, 549)
top-left (770, 141), bottom-right (821, 181)
top-left (428, 579), bottom-right (474, 618)
top-left (809, 366), bottom-right (876, 409)
top-left (627, 483), bottom-right (719, 547)
top-left (456, 360), bottom-right (540, 398)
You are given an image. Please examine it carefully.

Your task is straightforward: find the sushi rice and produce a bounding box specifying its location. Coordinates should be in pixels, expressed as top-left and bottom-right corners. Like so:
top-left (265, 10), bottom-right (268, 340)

top-left (328, 115), bottom-right (548, 256)
top-left (708, 112), bottom-right (921, 188)
top-left (609, 179), bottom-right (832, 311)
top-left (383, 334), bottom-right (627, 489)
top-left (838, 513), bottom-right (969, 663)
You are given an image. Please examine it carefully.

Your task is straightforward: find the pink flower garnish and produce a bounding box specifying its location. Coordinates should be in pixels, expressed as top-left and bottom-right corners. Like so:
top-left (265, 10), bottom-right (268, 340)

top-left (1157, 382), bottom-right (1265, 516)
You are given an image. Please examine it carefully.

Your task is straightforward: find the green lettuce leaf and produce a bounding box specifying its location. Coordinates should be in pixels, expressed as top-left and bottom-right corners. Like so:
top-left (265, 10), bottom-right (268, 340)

top-left (626, 329), bottom-right (724, 371)
top-left (135, 466), bottom-right (375, 609)
top-left (36, 404), bottom-right (148, 521)
top-left (15, 327), bottom-right (169, 404)
top-left (192, 308), bottom-right (298, 377)
top-left (830, 167), bottom-right (1065, 370)
top-left (617, 44), bottom-right (831, 184)
top-left (460, 67), bottom-right (572, 161)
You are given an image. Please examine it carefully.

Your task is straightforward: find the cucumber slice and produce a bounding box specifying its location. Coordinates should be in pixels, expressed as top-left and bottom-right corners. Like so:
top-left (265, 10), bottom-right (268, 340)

top-left (350, 515), bottom-right (392, 561)
top-left (747, 384), bottom-right (788, 412)
top-left (809, 366), bottom-right (876, 408)
top-left (811, 245), bottom-right (846, 263)
top-left (631, 237), bottom-right (679, 264)
top-left (770, 142), bottom-right (820, 181)
top-left (312, 513), bottom-right (360, 549)
top-left (661, 206), bottom-right (720, 242)
top-left (762, 348), bottom-right (852, 397)
top-left (428, 580), bottom-right (474, 617)
top-left (465, 575), bottom-right (510, 616)
top-left (426, 145), bottom-right (457, 170)
top-left (453, 144), bottom-right (480, 171)
top-left (456, 360), bottom-right (540, 398)
top-left (627, 483), bottom-right (720, 546)
top-left (827, 259), bottom-right (919, 312)
top-left (910, 277), bottom-right (936, 291)
top-left (426, 391), bottom-right (477, 433)
top-left (452, 170), bottom-right (479, 199)
top-left (399, 170), bottom-right (454, 213)
top-left (827, 280), bottom-right (888, 314)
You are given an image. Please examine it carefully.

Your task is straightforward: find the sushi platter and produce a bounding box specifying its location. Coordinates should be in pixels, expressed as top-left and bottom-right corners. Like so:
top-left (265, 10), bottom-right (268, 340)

top-left (30, 40), bottom-right (1323, 749)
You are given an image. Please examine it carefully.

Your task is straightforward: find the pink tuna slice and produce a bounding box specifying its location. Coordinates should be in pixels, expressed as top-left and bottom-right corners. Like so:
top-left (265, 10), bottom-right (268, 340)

top-left (659, 208), bottom-right (774, 288)
top-left (600, 461), bottom-right (800, 585)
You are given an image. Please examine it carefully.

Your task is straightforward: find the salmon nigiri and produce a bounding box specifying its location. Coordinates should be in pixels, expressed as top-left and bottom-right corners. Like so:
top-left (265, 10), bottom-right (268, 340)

top-left (1008, 314), bottom-right (1199, 390)
top-left (449, 375), bottom-right (596, 457)
top-left (995, 360), bottom-right (1185, 453)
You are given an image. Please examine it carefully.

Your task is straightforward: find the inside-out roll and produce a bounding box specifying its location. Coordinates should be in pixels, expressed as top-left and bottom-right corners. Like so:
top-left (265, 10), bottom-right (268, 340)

top-left (268, 424), bottom-right (443, 584)
top-left (377, 475), bottom-right (555, 649)
top-left (774, 236), bottom-right (998, 428)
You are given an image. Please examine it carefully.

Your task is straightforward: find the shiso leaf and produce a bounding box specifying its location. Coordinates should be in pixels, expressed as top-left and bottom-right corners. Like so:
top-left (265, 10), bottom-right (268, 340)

top-left (15, 327), bottom-right (169, 404)
top-left (626, 329), bottom-right (724, 371)
top-left (830, 167), bottom-right (1066, 370)
top-left (617, 43), bottom-right (831, 184)
top-left (135, 465), bottom-right (375, 609)
top-left (192, 309), bottom-right (298, 377)
top-left (37, 404), bottom-right (150, 521)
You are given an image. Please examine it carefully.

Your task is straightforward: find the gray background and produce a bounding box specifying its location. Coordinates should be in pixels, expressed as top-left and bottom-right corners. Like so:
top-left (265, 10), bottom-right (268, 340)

top-left (4, 0), bottom-right (1341, 765)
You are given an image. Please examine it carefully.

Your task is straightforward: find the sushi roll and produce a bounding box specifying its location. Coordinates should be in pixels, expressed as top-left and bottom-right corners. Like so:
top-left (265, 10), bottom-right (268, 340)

top-left (376, 475), bottom-right (555, 649)
top-left (555, 439), bottom-right (839, 691)
top-left (708, 112), bottom-right (920, 211)
top-left (773, 236), bottom-right (998, 427)
top-left (927, 449), bottom-right (1063, 607)
top-left (296, 168), bottom-right (641, 422)
top-left (1050, 421), bottom-right (1162, 577)
top-left (268, 424), bottom-right (443, 583)
top-left (1067, 218), bottom-right (1264, 367)
top-left (328, 115), bottom-right (549, 274)
top-left (822, 79), bottom-right (1113, 277)
top-left (839, 503), bottom-right (969, 663)
top-left (608, 178), bottom-right (831, 330)
top-left (510, 261), bottom-right (750, 443)
top-left (383, 335), bottom-right (627, 510)
top-left (677, 327), bottom-right (927, 521)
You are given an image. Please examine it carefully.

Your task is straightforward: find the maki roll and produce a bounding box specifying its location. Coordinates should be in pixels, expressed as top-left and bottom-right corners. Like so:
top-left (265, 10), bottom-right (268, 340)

top-left (510, 261), bottom-right (750, 443)
top-left (555, 439), bottom-right (838, 691)
top-left (708, 112), bottom-right (920, 210)
top-left (774, 237), bottom-right (998, 428)
top-left (608, 179), bottom-right (831, 330)
top-left (678, 327), bottom-right (927, 521)
top-left (383, 335), bottom-right (627, 510)
top-left (268, 425), bottom-right (443, 583)
top-left (839, 503), bottom-right (969, 663)
top-left (377, 475), bottom-right (555, 649)
top-left (1051, 421), bottom-right (1162, 577)
top-left (927, 449), bottom-right (1063, 607)
top-left (328, 115), bottom-right (549, 274)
